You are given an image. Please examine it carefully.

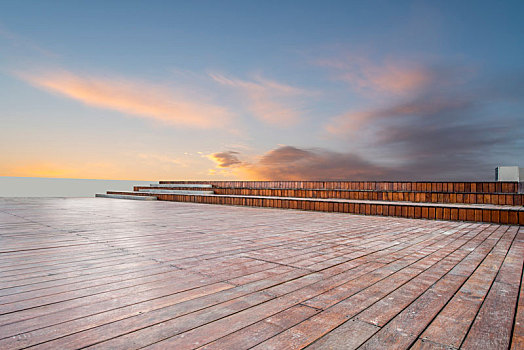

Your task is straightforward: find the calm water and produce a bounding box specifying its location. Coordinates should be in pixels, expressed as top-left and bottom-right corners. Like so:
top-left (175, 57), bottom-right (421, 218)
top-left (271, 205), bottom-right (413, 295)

top-left (0, 176), bottom-right (154, 197)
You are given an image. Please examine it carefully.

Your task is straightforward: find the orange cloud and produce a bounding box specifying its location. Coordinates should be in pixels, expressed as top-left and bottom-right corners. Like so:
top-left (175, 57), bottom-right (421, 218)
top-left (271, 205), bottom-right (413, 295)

top-left (325, 110), bottom-right (372, 135)
top-left (364, 64), bottom-right (431, 94)
top-left (318, 55), bottom-right (433, 95)
top-left (207, 151), bottom-right (243, 168)
top-left (19, 70), bottom-right (232, 129)
top-left (210, 73), bottom-right (307, 127)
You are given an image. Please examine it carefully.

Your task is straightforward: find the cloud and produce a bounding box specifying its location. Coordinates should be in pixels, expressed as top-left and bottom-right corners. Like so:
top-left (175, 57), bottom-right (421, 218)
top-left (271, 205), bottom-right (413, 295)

top-left (209, 146), bottom-right (393, 180)
top-left (0, 24), bottom-right (58, 58)
top-left (207, 151), bottom-right (243, 168)
top-left (325, 65), bottom-right (524, 179)
top-left (326, 93), bottom-right (472, 135)
top-left (250, 146), bottom-right (389, 180)
top-left (19, 69), bottom-right (232, 129)
top-left (210, 73), bottom-right (308, 126)
top-left (208, 65), bottom-right (524, 181)
top-left (317, 55), bottom-right (435, 95)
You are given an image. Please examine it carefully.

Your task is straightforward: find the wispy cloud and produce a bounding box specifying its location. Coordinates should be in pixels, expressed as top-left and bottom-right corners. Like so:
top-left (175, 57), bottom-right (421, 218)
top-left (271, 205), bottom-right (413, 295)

top-left (210, 73), bottom-right (308, 127)
top-left (317, 55), bottom-right (435, 95)
top-left (325, 94), bottom-right (471, 135)
top-left (18, 69), bottom-right (233, 129)
top-left (0, 24), bottom-right (58, 58)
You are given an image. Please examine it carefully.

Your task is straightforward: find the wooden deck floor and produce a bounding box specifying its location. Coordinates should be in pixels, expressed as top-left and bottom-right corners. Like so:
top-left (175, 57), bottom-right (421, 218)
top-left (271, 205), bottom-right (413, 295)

top-left (0, 197), bottom-right (522, 350)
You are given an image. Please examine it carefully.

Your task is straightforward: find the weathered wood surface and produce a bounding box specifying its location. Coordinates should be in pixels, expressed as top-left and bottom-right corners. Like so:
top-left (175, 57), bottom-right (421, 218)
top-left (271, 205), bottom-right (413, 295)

top-left (0, 198), bottom-right (521, 349)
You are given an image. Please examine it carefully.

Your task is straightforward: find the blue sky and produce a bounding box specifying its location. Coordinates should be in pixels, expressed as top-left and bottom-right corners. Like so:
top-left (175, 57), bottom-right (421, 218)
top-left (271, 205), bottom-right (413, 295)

top-left (1, 0), bottom-right (523, 180)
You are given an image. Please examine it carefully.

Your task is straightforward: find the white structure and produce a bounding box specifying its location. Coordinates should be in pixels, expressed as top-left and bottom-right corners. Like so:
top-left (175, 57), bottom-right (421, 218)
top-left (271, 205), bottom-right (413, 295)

top-left (495, 166), bottom-right (524, 181)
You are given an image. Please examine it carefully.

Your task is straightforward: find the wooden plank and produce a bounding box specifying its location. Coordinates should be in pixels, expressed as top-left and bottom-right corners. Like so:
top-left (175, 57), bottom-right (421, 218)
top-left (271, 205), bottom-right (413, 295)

top-left (461, 281), bottom-right (519, 349)
top-left (358, 274), bottom-right (467, 349)
top-left (305, 319), bottom-right (380, 350)
top-left (150, 304), bottom-right (319, 349)
top-left (511, 241), bottom-right (524, 350)
top-left (199, 305), bottom-right (319, 349)
top-left (420, 228), bottom-right (519, 348)
top-left (461, 229), bottom-right (524, 349)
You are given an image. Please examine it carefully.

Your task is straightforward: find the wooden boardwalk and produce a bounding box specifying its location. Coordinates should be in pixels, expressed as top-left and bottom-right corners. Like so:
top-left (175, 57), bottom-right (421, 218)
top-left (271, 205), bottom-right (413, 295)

top-left (0, 197), bottom-right (522, 349)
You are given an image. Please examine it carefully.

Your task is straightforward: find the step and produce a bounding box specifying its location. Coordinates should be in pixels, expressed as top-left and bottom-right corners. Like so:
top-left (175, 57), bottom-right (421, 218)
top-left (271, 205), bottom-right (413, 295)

top-left (151, 183), bottom-right (213, 188)
top-left (200, 187), bottom-right (523, 206)
top-left (107, 191), bottom-right (215, 197)
top-left (159, 181), bottom-right (523, 193)
top-left (150, 192), bottom-right (523, 225)
top-left (138, 189), bottom-right (214, 195)
top-left (139, 186), bottom-right (215, 192)
top-left (95, 193), bottom-right (157, 200)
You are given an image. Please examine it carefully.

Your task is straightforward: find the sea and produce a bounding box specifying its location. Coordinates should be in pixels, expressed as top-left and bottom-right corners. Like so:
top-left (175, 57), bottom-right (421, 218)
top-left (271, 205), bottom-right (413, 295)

top-left (0, 176), bottom-right (153, 197)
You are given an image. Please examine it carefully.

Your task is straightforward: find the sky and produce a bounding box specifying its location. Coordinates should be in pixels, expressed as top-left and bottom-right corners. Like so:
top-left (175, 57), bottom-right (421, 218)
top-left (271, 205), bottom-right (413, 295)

top-left (1, 0), bottom-right (523, 181)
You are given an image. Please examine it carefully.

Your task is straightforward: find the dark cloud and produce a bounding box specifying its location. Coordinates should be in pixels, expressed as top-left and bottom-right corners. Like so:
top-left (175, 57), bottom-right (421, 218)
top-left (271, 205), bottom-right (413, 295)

top-left (328, 66), bottom-right (524, 180)
top-left (253, 146), bottom-right (392, 180)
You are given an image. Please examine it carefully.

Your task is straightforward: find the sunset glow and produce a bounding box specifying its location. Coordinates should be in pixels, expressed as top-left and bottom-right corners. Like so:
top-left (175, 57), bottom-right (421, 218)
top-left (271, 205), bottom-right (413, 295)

top-left (1, 1), bottom-right (523, 181)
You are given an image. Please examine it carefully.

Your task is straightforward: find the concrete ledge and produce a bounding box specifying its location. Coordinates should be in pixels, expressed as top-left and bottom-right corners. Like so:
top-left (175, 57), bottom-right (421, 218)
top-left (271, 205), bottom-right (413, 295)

top-left (95, 194), bottom-right (157, 200)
